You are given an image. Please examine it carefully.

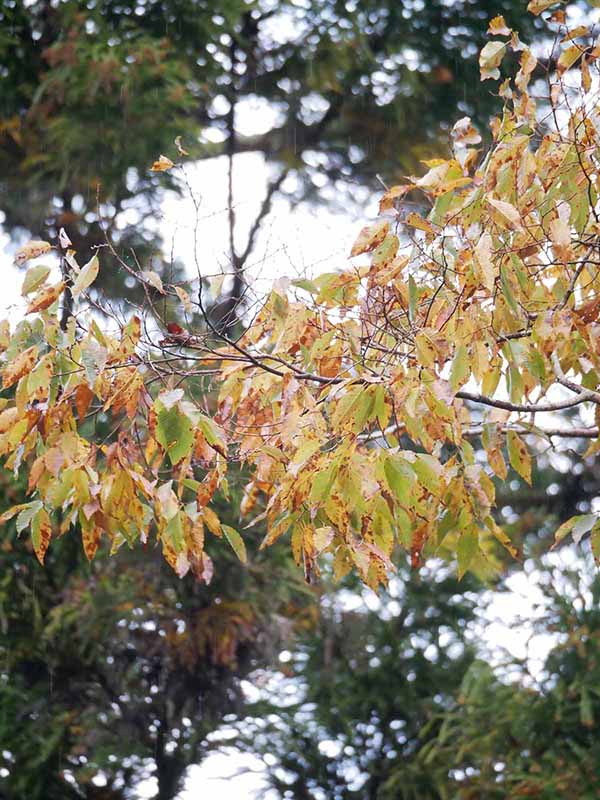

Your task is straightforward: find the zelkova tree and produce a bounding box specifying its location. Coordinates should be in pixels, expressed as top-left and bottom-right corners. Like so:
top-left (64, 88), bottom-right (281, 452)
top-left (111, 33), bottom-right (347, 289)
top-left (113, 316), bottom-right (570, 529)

top-left (2, 4), bottom-right (600, 588)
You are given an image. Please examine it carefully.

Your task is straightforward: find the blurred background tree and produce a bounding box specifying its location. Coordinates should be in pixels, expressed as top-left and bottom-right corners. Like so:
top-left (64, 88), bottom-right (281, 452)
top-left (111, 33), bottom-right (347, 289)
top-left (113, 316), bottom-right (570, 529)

top-left (235, 560), bottom-right (482, 799)
top-left (400, 555), bottom-right (600, 799)
top-left (233, 554), bottom-right (600, 800)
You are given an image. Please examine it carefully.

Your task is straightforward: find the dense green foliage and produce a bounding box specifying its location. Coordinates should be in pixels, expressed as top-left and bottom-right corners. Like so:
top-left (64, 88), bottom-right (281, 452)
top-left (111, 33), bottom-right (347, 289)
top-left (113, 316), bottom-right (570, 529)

top-left (239, 556), bottom-right (600, 800)
top-left (237, 562), bottom-right (481, 799)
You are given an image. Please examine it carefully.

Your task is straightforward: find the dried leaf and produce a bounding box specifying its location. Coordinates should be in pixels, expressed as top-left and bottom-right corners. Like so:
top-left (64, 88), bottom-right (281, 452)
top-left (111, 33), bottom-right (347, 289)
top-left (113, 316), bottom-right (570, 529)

top-left (350, 220), bottom-right (390, 257)
top-left (26, 282), bottom-right (64, 314)
top-left (141, 270), bottom-right (164, 293)
top-left (2, 345), bottom-right (38, 389)
top-left (15, 240), bottom-right (52, 266)
top-left (151, 154), bottom-right (175, 172)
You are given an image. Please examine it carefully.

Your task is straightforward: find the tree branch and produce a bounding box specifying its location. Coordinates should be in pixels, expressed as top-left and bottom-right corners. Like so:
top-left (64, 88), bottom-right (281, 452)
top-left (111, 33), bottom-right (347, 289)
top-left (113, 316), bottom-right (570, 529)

top-left (456, 389), bottom-right (597, 413)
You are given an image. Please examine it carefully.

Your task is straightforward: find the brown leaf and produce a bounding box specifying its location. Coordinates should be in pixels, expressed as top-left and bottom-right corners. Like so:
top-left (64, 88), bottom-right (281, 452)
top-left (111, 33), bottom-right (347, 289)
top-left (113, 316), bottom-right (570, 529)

top-left (82, 525), bottom-right (101, 560)
top-left (350, 220), bottom-right (390, 257)
top-left (44, 447), bottom-right (64, 477)
top-left (74, 383), bottom-right (94, 420)
top-left (0, 407), bottom-right (20, 434)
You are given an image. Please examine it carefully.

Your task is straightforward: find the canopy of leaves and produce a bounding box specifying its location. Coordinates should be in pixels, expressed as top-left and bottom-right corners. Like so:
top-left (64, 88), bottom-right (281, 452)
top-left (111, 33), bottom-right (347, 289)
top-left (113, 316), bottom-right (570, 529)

top-left (1, 7), bottom-right (600, 590)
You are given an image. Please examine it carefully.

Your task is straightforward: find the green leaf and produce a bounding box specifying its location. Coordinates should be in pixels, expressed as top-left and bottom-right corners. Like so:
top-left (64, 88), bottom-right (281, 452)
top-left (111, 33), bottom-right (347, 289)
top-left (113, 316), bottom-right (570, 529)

top-left (413, 454), bottom-right (441, 496)
top-left (156, 405), bottom-right (194, 465)
top-left (554, 514), bottom-right (597, 546)
top-left (591, 520), bottom-right (600, 563)
top-left (383, 455), bottom-right (415, 507)
top-left (222, 524), bottom-right (247, 563)
top-left (500, 266), bottom-right (519, 314)
top-left (72, 254), bottom-right (99, 298)
top-left (449, 345), bottom-right (469, 392)
top-left (21, 265), bottom-right (51, 296)
top-left (197, 414), bottom-right (226, 456)
top-left (291, 278), bottom-right (318, 293)
top-left (16, 501), bottom-right (43, 534)
top-left (27, 354), bottom-right (52, 396)
top-left (457, 528), bottom-right (479, 579)
top-left (333, 386), bottom-right (374, 433)
top-left (507, 431), bottom-right (531, 484)
top-left (581, 686), bottom-right (594, 727)
top-left (165, 511), bottom-right (185, 552)
top-left (309, 461), bottom-right (339, 505)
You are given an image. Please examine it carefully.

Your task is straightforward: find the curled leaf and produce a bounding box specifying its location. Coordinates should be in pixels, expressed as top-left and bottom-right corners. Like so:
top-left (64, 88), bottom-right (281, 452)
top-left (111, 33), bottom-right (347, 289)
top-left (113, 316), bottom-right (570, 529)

top-left (350, 220), bottom-right (390, 257)
top-left (151, 155), bottom-right (175, 172)
top-left (141, 270), bottom-right (164, 293)
top-left (479, 41), bottom-right (506, 80)
top-left (222, 524), bottom-right (247, 563)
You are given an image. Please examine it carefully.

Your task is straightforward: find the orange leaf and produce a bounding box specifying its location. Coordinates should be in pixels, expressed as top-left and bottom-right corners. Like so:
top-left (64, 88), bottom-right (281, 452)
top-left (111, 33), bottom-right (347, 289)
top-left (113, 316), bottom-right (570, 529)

top-left (26, 282), bottom-right (64, 314)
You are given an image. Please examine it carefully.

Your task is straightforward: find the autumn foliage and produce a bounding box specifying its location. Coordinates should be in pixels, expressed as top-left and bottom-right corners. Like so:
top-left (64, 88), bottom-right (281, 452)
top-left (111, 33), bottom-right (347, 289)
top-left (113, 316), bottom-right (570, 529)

top-left (1, 2), bottom-right (599, 587)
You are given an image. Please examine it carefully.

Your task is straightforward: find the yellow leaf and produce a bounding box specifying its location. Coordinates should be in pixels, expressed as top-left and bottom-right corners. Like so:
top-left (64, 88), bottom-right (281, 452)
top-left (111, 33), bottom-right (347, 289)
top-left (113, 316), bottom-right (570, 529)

top-left (82, 525), bottom-right (101, 561)
top-left (350, 220), bottom-right (389, 257)
top-left (507, 430), bottom-right (532, 484)
top-left (557, 44), bottom-right (584, 75)
top-left (450, 345), bottom-right (470, 392)
top-left (405, 212), bottom-right (436, 235)
top-left (474, 232), bottom-right (495, 291)
top-left (527, 0), bottom-right (562, 14)
top-left (487, 197), bottom-right (523, 231)
top-left (151, 155), bottom-right (174, 172)
top-left (378, 184), bottom-right (411, 214)
top-left (2, 345), bottom-right (38, 389)
top-left (488, 15), bottom-right (511, 36)
top-left (175, 286), bottom-right (193, 312)
top-left (222, 524), bottom-right (247, 563)
top-left (31, 508), bottom-right (52, 565)
top-left (72, 254), bottom-right (99, 297)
